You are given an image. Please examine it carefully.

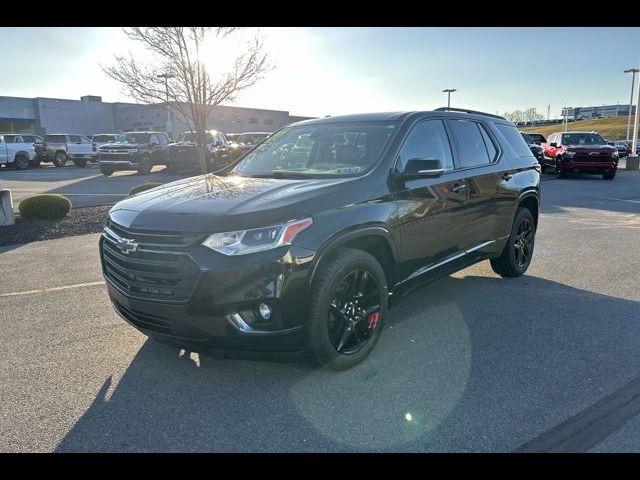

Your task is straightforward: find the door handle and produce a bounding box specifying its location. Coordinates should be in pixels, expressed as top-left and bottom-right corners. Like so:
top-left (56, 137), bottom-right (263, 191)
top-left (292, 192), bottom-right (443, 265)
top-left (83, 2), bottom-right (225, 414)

top-left (502, 173), bottom-right (513, 181)
top-left (450, 183), bottom-right (467, 193)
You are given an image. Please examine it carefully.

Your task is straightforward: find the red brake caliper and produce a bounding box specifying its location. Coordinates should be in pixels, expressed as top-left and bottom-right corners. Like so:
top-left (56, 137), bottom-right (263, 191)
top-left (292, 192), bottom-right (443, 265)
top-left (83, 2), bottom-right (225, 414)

top-left (367, 312), bottom-right (380, 331)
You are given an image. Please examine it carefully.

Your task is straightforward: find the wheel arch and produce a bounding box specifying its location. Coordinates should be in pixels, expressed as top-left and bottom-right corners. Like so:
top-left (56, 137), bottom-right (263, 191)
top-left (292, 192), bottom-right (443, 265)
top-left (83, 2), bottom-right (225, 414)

top-left (307, 226), bottom-right (400, 293)
top-left (517, 192), bottom-right (539, 227)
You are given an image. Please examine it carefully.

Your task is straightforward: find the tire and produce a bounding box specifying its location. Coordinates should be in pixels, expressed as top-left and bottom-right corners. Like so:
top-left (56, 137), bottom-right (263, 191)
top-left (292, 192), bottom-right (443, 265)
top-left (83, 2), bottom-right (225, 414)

top-left (603, 170), bottom-right (616, 180)
top-left (539, 161), bottom-right (546, 173)
top-left (53, 151), bottom-right (67, 167)
top-left (138, 158), bottom-right (152, 175)
top-left (100, 167), bottom-right (114, 177)
top-left (554, 157), bottom-right (567, 179)
top-left (490, 207), bottom-right (536, 278)
top-left (165, 164), bottom-right (179, 175)
top-left (29, 158), bottom-right (41, 168)
top-left (13, 154), bottom-right (29, 170)
top-left (307, 248), bottom-right (388, 370)
top-left (73, 158), bottom-right (87, 168)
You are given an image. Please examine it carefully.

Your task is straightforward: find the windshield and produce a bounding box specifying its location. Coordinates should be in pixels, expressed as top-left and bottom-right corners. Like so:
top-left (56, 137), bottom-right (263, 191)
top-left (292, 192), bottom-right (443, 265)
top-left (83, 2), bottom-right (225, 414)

top-left (562, 133), bottom-right (606, 146)
top-left (232, 122), bottom-right (397, 178)
top-left (236, 133), bottom-right (270, 145)
top-left (520, 133), bottom-right (533, 144)
top-left (115, 133), bottom-right (151, 144)
top-left (93, 135), bottom-right (115, 143)
top-left (528, 134), bottom-right (546, 143)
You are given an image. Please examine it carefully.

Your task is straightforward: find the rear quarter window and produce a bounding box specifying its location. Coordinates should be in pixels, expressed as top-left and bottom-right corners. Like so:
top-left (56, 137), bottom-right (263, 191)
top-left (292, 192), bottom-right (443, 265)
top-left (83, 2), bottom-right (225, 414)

top-left (44, 135), bottom-right (67, 143)
top-left (493, 123), bottom-right (535, 158)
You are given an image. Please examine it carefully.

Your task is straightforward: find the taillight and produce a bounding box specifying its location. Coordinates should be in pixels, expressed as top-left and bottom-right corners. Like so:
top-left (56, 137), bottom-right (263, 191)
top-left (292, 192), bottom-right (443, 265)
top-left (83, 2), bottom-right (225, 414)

top-left (92, 142), bottom-right (97, 152)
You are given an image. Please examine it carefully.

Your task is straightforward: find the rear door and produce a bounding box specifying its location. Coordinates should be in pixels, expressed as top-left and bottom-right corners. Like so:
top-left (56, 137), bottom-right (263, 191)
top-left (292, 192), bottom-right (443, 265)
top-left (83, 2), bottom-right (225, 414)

top-left (0, 136), bottom-right (7, 164)
top-left (446, 118), bottom-right (513, 249)
top-left (395, 118), bottom-right (469, 280)
top-left (67, 135), bottom-right (83, 156)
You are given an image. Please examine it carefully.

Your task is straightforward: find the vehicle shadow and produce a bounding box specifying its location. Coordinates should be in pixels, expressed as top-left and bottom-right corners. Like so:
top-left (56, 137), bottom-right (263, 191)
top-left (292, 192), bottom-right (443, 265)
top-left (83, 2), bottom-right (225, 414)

top-left (54, 272), bottom-right (640, 452)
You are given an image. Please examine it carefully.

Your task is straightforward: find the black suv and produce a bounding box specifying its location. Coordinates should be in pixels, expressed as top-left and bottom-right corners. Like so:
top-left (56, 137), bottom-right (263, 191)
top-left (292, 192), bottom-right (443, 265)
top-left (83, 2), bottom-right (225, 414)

top-left (166, 130), bottom-right (233, 174)
top-left (97, 131), bottom-right (171, 176)
top-left (100, 109), bottom-right (540, 370)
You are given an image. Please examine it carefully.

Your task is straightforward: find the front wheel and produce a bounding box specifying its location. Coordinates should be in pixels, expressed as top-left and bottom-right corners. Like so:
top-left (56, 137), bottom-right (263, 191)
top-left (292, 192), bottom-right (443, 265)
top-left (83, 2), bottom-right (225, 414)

top-left (307, 248), bottom-right (387, 370)
top-left (138, 158), bottom-right (152, 175)
top-left (603, 170), bottom-right (616, 180)
top-left (490, 207), bottom-right (536, 278)
top-left (555, 158), bottom-right (567, 179)
top-left (100, 167), bottom-right (114, 176)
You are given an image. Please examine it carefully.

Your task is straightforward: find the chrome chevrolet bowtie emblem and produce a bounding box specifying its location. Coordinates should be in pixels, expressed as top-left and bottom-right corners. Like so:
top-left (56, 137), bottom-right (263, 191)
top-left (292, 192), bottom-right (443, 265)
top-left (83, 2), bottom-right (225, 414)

top-left (117, 237), bottom-right (139, 254)
top-left (589, 152), bottom-right (599, 155)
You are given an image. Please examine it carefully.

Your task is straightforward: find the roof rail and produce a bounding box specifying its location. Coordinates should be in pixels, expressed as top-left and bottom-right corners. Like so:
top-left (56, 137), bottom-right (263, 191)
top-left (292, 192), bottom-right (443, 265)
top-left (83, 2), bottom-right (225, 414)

top-left (434, 107), bottom-right (506, 120)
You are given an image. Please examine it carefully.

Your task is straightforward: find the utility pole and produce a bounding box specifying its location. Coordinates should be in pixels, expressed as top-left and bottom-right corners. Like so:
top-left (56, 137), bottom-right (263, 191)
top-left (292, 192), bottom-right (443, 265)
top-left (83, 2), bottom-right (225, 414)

top-left (624, 68), bottom-right (639, 141)
top-left (547, 104), bottom-right (550, 121)
top-left (157, 72), bottom-right (175, 136)
top-left (628, 66), bottom-right (640, 170)
top-left (442, 89), bottom-right (456, 109)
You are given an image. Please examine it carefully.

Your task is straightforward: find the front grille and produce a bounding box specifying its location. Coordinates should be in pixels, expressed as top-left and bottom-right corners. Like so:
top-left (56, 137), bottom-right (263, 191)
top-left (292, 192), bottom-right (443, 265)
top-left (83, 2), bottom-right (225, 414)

top-left (573, 153), bottom-right (614, 163)
top-left (113, 301), bottom-right (173, 335)
top-left (101, 220), bottom-right (203, 303)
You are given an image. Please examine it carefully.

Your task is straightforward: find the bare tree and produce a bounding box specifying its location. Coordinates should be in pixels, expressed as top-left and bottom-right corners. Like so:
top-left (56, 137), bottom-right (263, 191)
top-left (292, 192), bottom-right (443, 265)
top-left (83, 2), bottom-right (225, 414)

top-left (503, 108), bottom-right (544, 123)
top-left (103, 27), bottom-right (271, 174)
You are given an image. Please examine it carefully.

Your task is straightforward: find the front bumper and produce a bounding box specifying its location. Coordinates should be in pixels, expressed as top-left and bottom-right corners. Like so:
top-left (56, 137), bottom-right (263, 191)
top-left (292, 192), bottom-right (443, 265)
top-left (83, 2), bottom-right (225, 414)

top-left (100, 235), bottom-right (315, 353)
top-left (98, 154), bottom-right (145, 169)
top-left (560, 158), bottom-right (618, 172)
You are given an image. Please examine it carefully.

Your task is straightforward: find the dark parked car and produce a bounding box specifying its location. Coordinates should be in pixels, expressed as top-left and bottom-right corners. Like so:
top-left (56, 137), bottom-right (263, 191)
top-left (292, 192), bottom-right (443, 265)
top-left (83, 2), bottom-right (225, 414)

top-left (526, 133), bottom-right (546, 145)
top-left (609, 140), bottom-right (631, 158)
top-left (97, 131), bottom-right (171, 176)
top-left (100, 108), bottom-right (540, 370)
top-left (542, 131), bottom-right (618, 179)
top-left (520, 132), bottom-right (544, 168)
top-left (227, 131), bottom-right (271, 157)
top-left (166, 130), bottom-right (233, 174)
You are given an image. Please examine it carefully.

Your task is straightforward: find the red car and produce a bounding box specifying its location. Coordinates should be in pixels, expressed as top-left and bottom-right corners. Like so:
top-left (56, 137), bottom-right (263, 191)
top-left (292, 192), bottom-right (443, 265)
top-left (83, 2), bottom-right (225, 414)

top-left (542, 131), bottom-right (618, 180)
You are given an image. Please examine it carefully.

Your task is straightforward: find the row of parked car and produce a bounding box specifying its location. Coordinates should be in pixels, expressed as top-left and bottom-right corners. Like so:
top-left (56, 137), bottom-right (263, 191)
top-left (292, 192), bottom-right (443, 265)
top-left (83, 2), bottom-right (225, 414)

top-left (0, 130), bottom-right (271, 173)
top-left (519, 130), bottom-right (631, 180)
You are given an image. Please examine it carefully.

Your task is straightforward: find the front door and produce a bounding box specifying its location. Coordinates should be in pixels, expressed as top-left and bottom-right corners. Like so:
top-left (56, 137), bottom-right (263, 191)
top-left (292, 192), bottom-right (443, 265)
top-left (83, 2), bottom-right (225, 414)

top-left (394, 118), bottom-right (470, 280)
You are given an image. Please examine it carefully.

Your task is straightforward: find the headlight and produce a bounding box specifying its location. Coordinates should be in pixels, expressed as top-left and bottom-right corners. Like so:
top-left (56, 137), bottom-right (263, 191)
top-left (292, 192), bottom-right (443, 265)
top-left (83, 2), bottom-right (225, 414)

top-left (564, 151), bottom-right (576, 158)
top-left (202, 218), bottom-right (313, 256)
top-left (612, 150), bottom-right (619, 158)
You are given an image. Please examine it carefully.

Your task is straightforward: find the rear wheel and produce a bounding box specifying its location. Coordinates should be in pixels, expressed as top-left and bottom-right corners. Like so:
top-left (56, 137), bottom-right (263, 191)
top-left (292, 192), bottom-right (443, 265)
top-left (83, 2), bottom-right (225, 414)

top-left (13, 154), bottom-right (29, 170)
top-left (100, 167), bottom-right (114, 176)
top-left (53, 151), bottom-right (67, 167)
top-left (603, 170), bottom-right (616, 180)
top-left (490, 207), bottom-right (536, 278)
top-left (307, 248), bottom-right (387, 370)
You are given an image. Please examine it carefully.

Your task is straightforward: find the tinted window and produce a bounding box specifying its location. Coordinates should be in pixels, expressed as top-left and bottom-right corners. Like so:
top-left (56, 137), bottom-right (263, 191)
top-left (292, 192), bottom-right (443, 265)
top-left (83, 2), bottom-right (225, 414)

top-left (68, 135), bottom-right (82, 143)
top-left (397, 120), bottom-right (454, 172)
top-left (494, 123), bottom-right (533, 158)
top-left (44, 135), bottom-right (67, 143)
top-left (561, 133), bottom-right (606, 146)
top-left (449, 120), bottom-right (495, 168)
top-left (115, 133), bottom-right (151, 144)
top-left (92, 135), bottom-right (115, 143)
top-left (3, 135), bottom-right (17, 143)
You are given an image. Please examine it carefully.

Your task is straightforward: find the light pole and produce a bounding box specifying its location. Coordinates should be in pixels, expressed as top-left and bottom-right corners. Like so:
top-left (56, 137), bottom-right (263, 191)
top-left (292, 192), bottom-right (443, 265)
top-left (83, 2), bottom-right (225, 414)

top-left (627, 66), bottom-right (640, 170)
top-left (157, 73), bottom-right (175, 136)
top-left (624, 68), bottom-right (639, 141)
top-left (442, 89), bottom-right (456, 109)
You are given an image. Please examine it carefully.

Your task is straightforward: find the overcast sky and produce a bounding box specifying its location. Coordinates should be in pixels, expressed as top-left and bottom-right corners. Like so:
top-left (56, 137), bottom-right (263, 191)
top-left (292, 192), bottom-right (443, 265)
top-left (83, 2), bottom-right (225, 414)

top-left (1, 27), bottom-right (640, 118)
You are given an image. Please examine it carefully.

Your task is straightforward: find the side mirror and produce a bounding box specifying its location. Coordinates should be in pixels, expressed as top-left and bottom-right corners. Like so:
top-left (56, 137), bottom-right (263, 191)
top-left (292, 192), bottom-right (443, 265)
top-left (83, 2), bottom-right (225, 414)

top-left (550, 142), bottom-right (558, 148)
top-left (400, 158), bottom-right (444, 180)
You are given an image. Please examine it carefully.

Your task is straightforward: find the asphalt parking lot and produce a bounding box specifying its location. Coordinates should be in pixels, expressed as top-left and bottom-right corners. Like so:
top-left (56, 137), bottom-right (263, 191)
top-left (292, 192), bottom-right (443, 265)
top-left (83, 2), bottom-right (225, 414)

top-left (0, 163), bottom-right (184, 211)
top-left (0, 169), bottom-right (639, 452)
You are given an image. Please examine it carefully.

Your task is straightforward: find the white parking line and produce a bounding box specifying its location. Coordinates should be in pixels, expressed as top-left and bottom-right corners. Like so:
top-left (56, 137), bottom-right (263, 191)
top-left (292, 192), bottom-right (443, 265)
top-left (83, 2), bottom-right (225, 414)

top-left (0, 281), bottom-right (106, 298)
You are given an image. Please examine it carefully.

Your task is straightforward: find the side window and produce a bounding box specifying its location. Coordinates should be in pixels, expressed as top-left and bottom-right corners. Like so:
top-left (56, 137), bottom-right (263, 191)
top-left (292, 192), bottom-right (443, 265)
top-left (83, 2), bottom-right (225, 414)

top-left (22, 135), bottom-right (34, 143)
top-left (494, 123), bottom-right (533, 158)
top-left (157, 134), bottom-right (168, 145)
top-left (449, 120), bottom-right (495, 168)
top-left (15, 136), bottom-right (24, 143)
top-left (81, 136), bottom-right (91, 143)
top-left (396, 119), bottom-right (455, 173)
top-left (219, 133), bottom-right (227, 144)
top-left (69, 135), bottom-right (82, 143)
top-left (149, 134), bottom-right (160, 144)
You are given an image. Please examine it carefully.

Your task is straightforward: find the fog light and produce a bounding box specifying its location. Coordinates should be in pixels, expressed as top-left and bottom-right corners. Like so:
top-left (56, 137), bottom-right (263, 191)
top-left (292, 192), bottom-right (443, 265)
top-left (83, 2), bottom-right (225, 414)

top-left (258, 303), bottom-right (272, 320)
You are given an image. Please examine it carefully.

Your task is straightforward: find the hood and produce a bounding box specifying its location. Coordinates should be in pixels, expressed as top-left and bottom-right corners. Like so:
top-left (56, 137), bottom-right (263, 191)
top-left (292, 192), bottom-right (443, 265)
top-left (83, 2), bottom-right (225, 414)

top-left (565, 144), bottom-right (616, 152)
top-left (99, 142), bottom-right (146, 150)
top-left (109, 174), bottom-right (356, 233)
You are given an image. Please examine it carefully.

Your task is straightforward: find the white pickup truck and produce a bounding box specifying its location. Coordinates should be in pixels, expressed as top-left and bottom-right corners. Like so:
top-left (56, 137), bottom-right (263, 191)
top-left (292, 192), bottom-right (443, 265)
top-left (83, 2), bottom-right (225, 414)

top-left (0, 134), bottom-right (36, 170)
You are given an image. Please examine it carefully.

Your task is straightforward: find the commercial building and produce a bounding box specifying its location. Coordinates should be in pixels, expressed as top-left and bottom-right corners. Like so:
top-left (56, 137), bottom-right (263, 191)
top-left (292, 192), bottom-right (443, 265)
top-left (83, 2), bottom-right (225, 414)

top-left (0, 95), bottom-right (314, 138)
top-left (561, 104), bottom-right (636, 120)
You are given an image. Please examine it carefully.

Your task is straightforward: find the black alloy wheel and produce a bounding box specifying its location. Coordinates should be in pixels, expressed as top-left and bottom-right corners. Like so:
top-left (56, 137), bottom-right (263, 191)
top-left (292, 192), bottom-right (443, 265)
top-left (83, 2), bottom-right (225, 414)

top-left (327, 268), bottom-right (382, 355)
